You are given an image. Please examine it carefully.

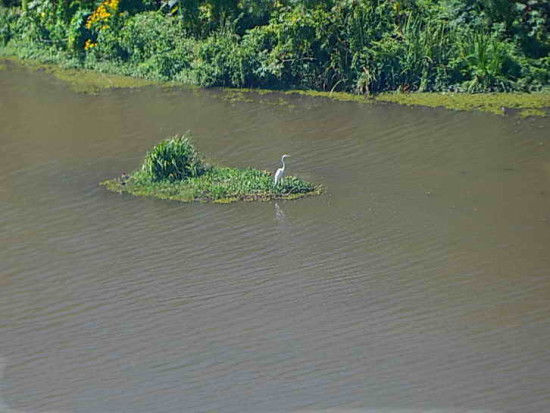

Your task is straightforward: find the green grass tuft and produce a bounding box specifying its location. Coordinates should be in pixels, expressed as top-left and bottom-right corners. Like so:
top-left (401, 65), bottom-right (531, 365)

top-left (141, 135), bottom-right (206, 181)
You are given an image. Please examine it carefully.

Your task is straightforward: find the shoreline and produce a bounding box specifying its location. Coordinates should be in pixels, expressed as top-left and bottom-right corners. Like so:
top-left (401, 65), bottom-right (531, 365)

top-left (2, 55), bottom-right (549, 117)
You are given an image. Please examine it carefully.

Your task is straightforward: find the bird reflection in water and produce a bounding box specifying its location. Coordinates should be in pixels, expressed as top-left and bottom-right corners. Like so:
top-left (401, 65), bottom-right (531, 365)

top-left (274, 201), bottom-right (286, 223)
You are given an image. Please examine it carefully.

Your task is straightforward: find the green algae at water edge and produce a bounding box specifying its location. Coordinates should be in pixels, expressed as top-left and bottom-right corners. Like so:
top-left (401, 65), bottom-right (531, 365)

top-left (218, 87), bottom-right (549, 117)
top-left (377, 92), bottom-right (550, 116)
top-left (219, 88), bottom-right (297, 109)
top-left (222, 85), bottom-right (549, 116)
top-left (101, 135), bottom-right (323, 204)
top-left (518, 108), bottom-right (547, 118)
top-left (51, 67), bottom-right (159, 93)
top-left (284, 89), bottom-right (372, 104)
top-left (0, 56), bottom-right (159, 93)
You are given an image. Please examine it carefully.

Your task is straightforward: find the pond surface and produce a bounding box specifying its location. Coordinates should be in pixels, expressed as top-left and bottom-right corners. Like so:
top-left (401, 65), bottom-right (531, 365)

top-left (1, 62), bottom-right (549, 413)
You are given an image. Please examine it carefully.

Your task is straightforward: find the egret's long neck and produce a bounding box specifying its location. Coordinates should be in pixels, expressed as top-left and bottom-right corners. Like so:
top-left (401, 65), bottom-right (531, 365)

top-left (281, 157), bottom-right (286, 170)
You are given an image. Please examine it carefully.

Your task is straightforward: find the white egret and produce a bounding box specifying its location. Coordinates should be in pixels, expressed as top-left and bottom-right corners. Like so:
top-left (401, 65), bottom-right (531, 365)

top-left (274, 154), bottom-right (290, 186)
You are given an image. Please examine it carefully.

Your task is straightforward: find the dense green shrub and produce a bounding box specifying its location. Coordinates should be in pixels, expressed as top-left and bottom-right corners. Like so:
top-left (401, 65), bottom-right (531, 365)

top-left (0, 6), bottom-right (18, 45)
top-left (141, 135), bottom-right (206, 182)
top-left (194, 28), bottom-right (250, 87)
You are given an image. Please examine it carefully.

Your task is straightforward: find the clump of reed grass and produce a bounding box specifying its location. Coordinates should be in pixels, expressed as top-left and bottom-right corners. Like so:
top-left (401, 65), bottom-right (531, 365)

top-left (102, 134), bottom-right (322, 203)
top-left (141, 134), bottom-right (206, 181)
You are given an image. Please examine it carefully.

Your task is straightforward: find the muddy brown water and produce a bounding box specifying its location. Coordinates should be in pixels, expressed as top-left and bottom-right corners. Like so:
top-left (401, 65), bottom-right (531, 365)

top-left (1, 62), bottom-right (549, 413)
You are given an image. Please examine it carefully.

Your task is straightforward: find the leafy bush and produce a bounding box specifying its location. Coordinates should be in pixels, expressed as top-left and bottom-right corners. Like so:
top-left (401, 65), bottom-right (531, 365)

top-left (141, 135), bottom-right (206, 182)
top-left (192, 22), bottom-right (267, 87)
top-left (453, 29), bottom-right (520, 92)
top-left (67, 9), bottom-right (92, 53)
top-left (85, 12), bottom-right (194, 79)
top-left (0, 6), bottom-right (18, 45)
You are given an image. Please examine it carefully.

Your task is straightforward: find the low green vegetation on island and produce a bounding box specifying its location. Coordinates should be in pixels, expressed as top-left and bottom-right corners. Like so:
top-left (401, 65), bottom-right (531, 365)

top-left (101, 135), bottom-right (322, 203)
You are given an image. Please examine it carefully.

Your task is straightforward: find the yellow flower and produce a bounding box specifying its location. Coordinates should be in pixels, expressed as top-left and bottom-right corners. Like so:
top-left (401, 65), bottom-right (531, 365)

top-left (84, 39), bottom-right (98, 50)
top-left (85, 0), bottom-right (119, 30)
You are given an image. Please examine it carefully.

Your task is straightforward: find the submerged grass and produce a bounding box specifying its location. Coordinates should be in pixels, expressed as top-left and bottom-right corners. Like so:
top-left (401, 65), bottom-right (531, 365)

top-left (518, 108), bottom-right (547, 118)
top-left (0, 56), bottom-right (159, 93)
top-left (101, 135), bottom-right (322, 203)
top-left (222, 86), bottom-right (549, 116)
top-left (52, 68), bottom-right (159, 93)
top-left (377, 92), bottom-right (550, 116)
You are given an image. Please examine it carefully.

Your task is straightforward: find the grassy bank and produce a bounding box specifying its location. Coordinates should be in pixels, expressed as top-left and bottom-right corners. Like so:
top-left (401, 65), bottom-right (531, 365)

top-left (101, 135), bottom-right (322, 203)
top-left (1, 1), bottom-right (548, 96)
top-left (3, 56), bottom-right (549, 116)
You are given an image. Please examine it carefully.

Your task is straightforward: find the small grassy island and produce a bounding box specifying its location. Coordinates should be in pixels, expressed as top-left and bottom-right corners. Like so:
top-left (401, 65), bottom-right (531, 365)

top-left (101, 135), bottom-right (322, 203)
